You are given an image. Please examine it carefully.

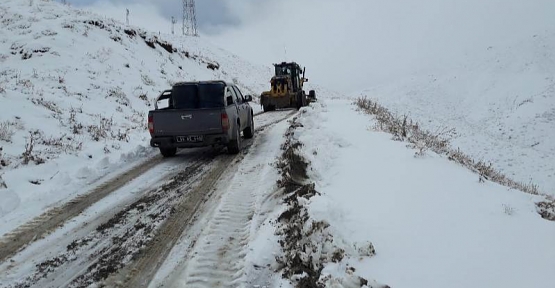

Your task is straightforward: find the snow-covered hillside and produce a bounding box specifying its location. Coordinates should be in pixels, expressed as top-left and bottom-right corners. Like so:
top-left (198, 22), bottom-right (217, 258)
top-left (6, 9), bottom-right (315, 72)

top-left (360, 31), bottom-right (555, 196)
top-left (0, 0), bottom-right (272, 236)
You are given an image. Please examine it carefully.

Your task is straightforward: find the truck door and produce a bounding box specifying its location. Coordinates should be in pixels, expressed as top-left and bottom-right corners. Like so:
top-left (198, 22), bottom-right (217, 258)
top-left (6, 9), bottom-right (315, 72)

top-left (232, 86), bottom-right (248, 129)
top-left (226, 87), bottom-right (241, 130)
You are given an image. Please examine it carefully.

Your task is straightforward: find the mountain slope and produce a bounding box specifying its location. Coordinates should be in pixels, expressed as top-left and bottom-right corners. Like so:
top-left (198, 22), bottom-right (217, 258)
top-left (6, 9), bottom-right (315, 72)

top-left (0, 0), bottom-right (272, 235)
top-left (360, 31), bottom-right (555, 195)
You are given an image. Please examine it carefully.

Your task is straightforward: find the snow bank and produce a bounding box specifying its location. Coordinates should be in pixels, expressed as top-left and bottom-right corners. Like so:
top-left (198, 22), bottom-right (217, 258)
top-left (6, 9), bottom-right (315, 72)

top-left (291, 98), bottom-right (555, 288)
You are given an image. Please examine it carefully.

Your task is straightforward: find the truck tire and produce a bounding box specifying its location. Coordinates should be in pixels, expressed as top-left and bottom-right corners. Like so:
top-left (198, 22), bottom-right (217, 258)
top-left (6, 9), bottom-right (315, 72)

top-left (243, 115), bottom-right (254, 139)
top-left (159, 147), bottom-right (177, 157)
top-left (227, 126), bottom-right (241, 154)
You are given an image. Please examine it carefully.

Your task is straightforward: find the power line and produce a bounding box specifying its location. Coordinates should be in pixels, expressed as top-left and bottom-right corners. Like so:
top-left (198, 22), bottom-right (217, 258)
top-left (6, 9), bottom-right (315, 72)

top-left (182, 0), bottom-right (198, 36)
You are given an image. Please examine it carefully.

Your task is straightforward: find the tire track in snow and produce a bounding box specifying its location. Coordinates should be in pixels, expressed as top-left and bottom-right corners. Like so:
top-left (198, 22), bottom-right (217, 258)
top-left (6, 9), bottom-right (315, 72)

top-left (176, 122), bottom-right (287, 288)
top-left (0, 110), bottom-right (294, 264)
top-left (111, 109), bottom-right (296, 288)
top-left (0, 154), bottom-right (164, 262)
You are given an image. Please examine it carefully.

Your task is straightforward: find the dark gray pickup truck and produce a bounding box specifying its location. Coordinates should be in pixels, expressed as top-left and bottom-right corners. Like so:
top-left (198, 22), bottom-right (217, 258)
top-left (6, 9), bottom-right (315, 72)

top-left (148, 81), bottom-right (255, 157)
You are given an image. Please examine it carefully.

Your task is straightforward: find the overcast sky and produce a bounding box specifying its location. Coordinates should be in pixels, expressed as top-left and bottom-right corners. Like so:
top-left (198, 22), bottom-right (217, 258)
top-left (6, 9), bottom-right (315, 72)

top-left (76, 0), bottom-right (555, 93)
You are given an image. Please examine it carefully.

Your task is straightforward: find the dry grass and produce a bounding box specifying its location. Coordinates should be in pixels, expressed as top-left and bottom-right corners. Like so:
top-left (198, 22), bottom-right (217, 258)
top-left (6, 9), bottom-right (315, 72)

top-left (355, 97), bottom-right (542, 196)
top-left (0, 121), bottom-right (15, 142)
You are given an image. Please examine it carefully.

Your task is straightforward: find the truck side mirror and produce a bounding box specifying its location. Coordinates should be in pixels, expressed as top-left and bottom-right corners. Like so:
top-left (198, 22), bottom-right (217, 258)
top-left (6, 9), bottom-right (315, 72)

top-left (245, 95), bottom-right (253, 102)
top-left (226, 96), bottom-right (234, 106)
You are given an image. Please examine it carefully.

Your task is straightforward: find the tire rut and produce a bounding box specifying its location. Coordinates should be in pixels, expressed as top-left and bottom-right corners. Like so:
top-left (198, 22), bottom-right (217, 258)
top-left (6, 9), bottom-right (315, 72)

top-left (106, 154), bottom-right (238, 288)
top-left (109, 109), bottom-right (297, 288)
top-left (2, 155), bottom-right (212, 288)
top-left (0, 154), bottom-right (163, 263)
top-left (0, 109), bottom-right (297, 288)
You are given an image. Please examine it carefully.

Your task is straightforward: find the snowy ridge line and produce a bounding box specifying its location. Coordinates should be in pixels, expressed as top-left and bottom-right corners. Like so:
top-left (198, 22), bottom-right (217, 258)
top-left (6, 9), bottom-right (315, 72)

top-left (0, 153), bottom-right (164, 262)
top-left (105, 110), bottom-right (298, 287)
top-left (354, 97), bottom-right (555, 221)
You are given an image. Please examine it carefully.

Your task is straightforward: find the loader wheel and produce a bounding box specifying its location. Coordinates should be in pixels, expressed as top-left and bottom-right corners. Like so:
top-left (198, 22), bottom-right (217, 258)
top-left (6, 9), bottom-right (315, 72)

top-left (227, 126), bottom-right (241, 154)
top-left (296, 93), bottom-right (303, 110)
top-left (159, 147), bottom-right (177, 157)
top-left (263, 105), bottom-right (275, 112)
top-left (243, 115), bottom-right (254, 139)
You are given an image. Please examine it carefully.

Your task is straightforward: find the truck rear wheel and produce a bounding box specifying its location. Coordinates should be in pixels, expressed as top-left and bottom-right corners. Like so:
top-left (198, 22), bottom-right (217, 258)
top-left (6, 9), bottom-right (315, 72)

top-left (227, 127), bottom-right (241, 154)
top-left (159, 147), bottom-right (177, 157)
top-left (243, 115), bottom-right (254, 139)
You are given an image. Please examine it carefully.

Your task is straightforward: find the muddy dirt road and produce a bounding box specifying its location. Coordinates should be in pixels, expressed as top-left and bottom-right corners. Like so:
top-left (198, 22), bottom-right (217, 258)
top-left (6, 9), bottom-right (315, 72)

top-left (0, 109), bottom-right (296, 288)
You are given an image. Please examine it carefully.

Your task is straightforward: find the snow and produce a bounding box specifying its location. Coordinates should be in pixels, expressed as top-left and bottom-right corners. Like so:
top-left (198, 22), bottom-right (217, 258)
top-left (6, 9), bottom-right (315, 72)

top-left (0, 0), bottom-right (272, 237)
top-left (289, 98), bottom-right (555, 287)
top-left (358, 31), bottom-right (555, 196)
top-left (1, 0), bottom-right (553, 287)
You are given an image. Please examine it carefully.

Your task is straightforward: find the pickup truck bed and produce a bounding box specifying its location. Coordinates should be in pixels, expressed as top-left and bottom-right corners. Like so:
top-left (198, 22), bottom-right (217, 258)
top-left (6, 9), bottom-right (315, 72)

top-left (148, 81), bottom-right (255, 157)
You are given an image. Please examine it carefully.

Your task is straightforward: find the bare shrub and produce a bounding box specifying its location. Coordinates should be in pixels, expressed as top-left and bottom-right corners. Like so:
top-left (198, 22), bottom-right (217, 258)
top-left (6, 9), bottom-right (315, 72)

top-left (0, 147), bottom-right (7, 169)
top-left (502, 204), bottom-right (516, 216)
top-left (106, 87), bottom-right (130, 106)
top-left (0, 121), bottom-right (15, 142)
top-left (536, 201), bottom-right (555, 221)
top-left (0, 84), bottom-right (5, 94)
top-left (22, 130), bottom-right (45, 165)
top-left (125, 109), bottom-right (146, 130)
top-left (0, 174), bottom-right (6, 189)
top-left (356, 97), bottom-right (542, 196)
top-left (31, 98), bottom-right (61, 114)
top-left (41, 134), bottom-right (83, 154)
top-left (87, 115), bottom-right (113, 141)
top-left (111, 129), bottom-right (130, 142)
top-left (68, 106), bottom-right (84, 134)
top-left (141, 74), bottom-right (155, 86)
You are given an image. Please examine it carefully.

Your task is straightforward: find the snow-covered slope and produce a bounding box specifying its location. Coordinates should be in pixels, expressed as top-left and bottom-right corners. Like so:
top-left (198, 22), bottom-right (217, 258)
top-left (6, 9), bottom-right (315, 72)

top-left (290, 99), bottom-right (555, 288)
top-left (0, 0), bottom-right (272, 236)
top-left (359, 31), bottom-right (555, 195)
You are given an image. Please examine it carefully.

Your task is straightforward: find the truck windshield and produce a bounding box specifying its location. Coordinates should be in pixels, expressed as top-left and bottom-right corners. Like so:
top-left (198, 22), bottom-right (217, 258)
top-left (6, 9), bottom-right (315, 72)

top-left (171, 83), bottom-right (224, 109)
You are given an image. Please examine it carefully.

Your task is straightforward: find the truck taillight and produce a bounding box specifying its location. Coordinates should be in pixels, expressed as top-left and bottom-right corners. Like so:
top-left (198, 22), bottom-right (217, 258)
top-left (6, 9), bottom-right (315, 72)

top-left (221, 113), bottom-right (229, 132)
top-left (148, 115), bottom-right (154, 135)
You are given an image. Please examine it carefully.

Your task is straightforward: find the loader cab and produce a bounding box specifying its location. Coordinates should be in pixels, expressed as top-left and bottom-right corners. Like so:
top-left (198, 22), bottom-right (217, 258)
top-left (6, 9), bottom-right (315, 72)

top-left (273, 62), bottom-right (304, 92)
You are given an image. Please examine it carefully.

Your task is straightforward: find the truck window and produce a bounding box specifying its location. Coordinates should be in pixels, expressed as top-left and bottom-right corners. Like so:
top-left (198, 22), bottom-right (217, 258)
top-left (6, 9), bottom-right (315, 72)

top-left (232, 86), bottom-right (245, 102)
top-left (171, 83), bottom-right (225, 109)
top-left (229, 86), bottom-right (242, 104)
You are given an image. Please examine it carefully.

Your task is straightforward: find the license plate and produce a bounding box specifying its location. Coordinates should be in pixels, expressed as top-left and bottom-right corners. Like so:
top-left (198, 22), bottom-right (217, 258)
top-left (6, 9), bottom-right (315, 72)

top-left (176, 135), bottom-right (204, 143)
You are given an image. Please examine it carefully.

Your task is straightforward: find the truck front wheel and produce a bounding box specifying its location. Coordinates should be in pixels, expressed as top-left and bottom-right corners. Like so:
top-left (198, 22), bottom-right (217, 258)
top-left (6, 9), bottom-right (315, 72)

top-left (160, 147), bottom-right (177, 157)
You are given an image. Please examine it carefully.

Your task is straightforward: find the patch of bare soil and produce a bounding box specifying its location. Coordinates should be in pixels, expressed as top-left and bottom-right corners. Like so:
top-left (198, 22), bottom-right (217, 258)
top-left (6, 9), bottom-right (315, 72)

top-left (273, 117), bottom-right (376, 288)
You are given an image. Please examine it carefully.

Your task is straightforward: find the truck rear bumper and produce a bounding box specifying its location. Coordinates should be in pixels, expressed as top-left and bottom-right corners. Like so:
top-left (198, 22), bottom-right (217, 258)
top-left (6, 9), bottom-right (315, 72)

top-left (150, 134), bottom-right (230, 149)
